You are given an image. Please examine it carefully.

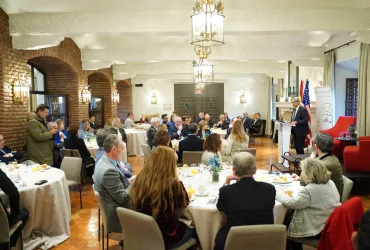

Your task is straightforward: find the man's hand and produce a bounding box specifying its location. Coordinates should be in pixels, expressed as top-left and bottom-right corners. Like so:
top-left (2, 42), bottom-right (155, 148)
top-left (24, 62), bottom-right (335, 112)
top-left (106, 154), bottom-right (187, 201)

top-left (60, 132), bottom-right (65, 140)
top-left (128, 175), bottom-right (136, 184)
top-left (310, 151), bottom-right (317, 159)
top-left (3, 153), bottom-right (12, 158)
top-left (291, 121), bottom-right (297, 125)
top-left (178, 124), bottom-right (183, 132)
top-left (225, 175), bottom-right (238, 185)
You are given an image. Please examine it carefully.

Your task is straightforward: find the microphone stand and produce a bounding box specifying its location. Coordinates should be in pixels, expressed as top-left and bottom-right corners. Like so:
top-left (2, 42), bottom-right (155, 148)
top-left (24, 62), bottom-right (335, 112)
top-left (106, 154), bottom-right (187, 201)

top-left (278, 108), bottom-right (293, 123)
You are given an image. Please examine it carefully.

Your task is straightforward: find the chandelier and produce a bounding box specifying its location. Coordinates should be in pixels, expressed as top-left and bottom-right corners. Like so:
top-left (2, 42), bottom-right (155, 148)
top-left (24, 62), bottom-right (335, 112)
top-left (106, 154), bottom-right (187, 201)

top-left (193, 45), bottom-right (214, 85)
top-left (112, 89), bottom-right (119, 104)
top-left (191, 0), bottom-right (225, 47)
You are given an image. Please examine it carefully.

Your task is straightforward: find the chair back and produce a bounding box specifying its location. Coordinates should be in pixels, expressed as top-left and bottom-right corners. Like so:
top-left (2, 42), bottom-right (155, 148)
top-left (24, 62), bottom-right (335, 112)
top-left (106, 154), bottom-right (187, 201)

top-left (60, 149), bottom-right (72, 160)
top-left (71, 149), bottom-right (81, 158)
top-left (116, 207), bottom-right (165, 250)
top-left (342, 175), bottom-right (354, 202)
top-left (235, 148), bottom-right (257, 157)
top-left (93, 185), bottom-right (108, 230)
top-left (141, 143), bottom-right (152, 162)
top-left (0, 204), bottom-right (10, 243)
top-left (225, 225), bottom-right (286, 250)
top-left (320, 116), bottom-right (357, 137)
top-left (60, 156), bottom-right (82, 183)
top-left (182, 151), bottom-right (203, 165)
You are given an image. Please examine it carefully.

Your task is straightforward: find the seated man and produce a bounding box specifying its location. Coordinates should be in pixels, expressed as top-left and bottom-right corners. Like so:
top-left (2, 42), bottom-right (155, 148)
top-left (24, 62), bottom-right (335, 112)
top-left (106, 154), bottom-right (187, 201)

top-left (125, 113), bottom-right (138, 128)
top-left (242, 112), bottom-right (253, 131)
top-left (169, 116), bottom-right (189, 140)
top-left (93, 134), bottom-right (131, 236)
top-left (214, 152), bottom-right (276, 250)
top-left (178, 124), bottom-right (204, 163)
top-left (215, 114), bottom-right (230, 130)
top-left (95, 129), bottom-right (132, 178)
top-left (196, 112), bottom-right (205, 124)
top-left (248, 113), bottom-right (263, 134)
top-left (0, 134), bottom-right (23, 164)
top-left (0, 169), bottom-right (29, 248)
top-left (204, 113), bottom-right (214, 128)
top-left (147, 118), bottom-right (159, 148)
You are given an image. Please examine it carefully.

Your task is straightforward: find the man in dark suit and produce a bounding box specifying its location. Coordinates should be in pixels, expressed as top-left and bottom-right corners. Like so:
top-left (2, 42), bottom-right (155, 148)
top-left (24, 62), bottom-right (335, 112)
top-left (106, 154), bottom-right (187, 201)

top-left (169, 116), bottom-right (189, 139)
top-left (291, 97), bottom-right (309, 154)
top-left (147, 118), bottom-right (159, 148)
top-left (0, 134), bottom-right (23, 164)
top-left (248, 113), bottom-right (263, 134)
top-left (204, 113), bottom-right (214, 128)
top-left (88, 115), bottom-right (97, 131)
top-left (214, 152), bottom-right (276, 250)
top-left (242, 112), bottom-right (253, 132)
top-left (178, 123), bottom-right (204, 163)
top-left (215, 114), bottom-right (230, 130)
top-left (0, 169), bottom-right (29, 248)
top-left (195, 112), bottom-right (205, 124)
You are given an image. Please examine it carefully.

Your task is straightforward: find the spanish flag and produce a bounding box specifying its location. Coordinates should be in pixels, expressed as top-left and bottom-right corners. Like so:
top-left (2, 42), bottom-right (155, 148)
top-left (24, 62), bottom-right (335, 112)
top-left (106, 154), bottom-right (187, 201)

top-left (299, 80), bottom-right (304, 102)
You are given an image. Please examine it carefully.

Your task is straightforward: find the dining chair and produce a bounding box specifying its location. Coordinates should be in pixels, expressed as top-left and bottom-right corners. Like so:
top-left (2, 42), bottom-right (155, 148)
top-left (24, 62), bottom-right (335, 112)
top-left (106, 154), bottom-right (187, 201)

top-left (116, 207), bottom-right (196, 250)
top-left (141, 143), bottom-right (152, 163)
top-left (92, 184), bottom-right (101, 242)
top-left (182, 151), bottom-right (203, 165)
top-left (225, 225), bottom-right (286, 250)
top-left (342, 175), bottom-right (354, 202)
top-left (0, 204), bottom-right (24, 250)
top-left (60, 156), bottom-right (83, 209)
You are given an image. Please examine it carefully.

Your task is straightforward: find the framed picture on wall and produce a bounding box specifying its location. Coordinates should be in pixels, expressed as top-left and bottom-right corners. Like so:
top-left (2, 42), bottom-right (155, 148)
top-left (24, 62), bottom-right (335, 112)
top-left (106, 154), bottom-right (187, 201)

top-left (46, 94), bottom-right (68, 126)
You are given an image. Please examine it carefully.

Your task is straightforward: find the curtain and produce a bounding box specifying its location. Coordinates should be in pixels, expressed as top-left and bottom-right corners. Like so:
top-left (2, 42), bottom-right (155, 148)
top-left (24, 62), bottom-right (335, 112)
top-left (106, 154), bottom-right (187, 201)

top-left (265, 77), bottom-right (272, 136)
top-left (357, 43), bottom-right (370, 136)
top-left (323, 51), bottom-right (335, 87)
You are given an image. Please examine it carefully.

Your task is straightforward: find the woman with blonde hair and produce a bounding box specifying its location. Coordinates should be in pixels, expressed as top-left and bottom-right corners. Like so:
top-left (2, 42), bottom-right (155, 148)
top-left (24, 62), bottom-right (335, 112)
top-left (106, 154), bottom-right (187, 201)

top-left (130, 146), bottom-right (196, 248)
top-left (158, 124), bottom-right (168, 132)
top-left (226, 119), bottom-right (249, 161)
top-left (277, 158), bottom-right (341, 250)
top-left (197, 120), bottom-right (211, 139)
top-left (104, 117), bottom-right (113, 129)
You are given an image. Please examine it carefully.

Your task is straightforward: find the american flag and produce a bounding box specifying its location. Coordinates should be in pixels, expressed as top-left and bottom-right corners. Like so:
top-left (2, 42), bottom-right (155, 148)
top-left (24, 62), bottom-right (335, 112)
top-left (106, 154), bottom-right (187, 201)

top-left (302, 80), bottom-right (312, 147)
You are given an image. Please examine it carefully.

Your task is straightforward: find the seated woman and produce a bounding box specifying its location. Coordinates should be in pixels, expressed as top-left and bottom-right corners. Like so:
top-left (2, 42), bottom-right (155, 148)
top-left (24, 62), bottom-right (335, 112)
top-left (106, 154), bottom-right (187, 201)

top-left (54, 119), bottom-right (68, 144)
top-left (226, 119), bottom-right (249, 162)
top-left (79, 120), bottom-right (94, 139)
top-left (104, 117), bottom-right (113, 129)
top-left (110, 117), bottom-right (127, 144)
top-left (276, 158), bottom-right (341, 250)
top-left (64, 127), bottom-right (95, 165)
top-left (130, 146), bottom-right (196, 249)
top-left (201, 134), bottom-right (223, 165)
top-left (197, 120), bottom-right (211, 139)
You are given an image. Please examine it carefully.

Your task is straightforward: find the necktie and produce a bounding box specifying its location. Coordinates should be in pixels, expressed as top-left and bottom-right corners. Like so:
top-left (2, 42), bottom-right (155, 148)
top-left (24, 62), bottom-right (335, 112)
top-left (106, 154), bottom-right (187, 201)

top-left (292, 108), bottom-right (297, 121)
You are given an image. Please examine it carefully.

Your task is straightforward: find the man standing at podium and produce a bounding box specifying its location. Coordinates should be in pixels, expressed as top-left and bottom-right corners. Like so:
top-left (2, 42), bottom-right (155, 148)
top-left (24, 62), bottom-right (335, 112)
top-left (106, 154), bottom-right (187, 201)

top-left (290, 97), bottom-right (309, 154)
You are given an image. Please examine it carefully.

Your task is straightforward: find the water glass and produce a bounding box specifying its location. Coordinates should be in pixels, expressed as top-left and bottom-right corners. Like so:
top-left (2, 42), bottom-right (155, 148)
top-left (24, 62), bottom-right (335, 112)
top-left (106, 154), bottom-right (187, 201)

top-left (190, 163), bottom-right (197, 169)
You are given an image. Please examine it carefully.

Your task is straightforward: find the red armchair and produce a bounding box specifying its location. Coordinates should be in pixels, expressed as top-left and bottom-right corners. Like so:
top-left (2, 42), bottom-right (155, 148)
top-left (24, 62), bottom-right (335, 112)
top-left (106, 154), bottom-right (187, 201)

top-left (344, 136), bottom-right (370, 172)
top-left (320, 116), bottom-right (357, 159)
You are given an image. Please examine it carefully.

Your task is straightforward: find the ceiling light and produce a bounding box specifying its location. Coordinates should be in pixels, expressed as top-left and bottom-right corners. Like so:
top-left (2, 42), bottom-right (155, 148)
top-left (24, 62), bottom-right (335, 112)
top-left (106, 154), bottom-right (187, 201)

top-left (278, 61), bottom-right (286, 63)
top-left (193, 45), bottom-right (214, 85)
top-left (241, 60), bottom-right (249, 62)
top-left (191, 0), bottom-right (225, 47)
top-left (310, 58), bottom-right (322, 61)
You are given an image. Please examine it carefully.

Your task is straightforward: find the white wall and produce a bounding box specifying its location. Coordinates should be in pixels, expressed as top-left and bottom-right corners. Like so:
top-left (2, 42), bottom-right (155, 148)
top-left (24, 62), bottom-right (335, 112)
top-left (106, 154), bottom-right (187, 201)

top-left (299, 67), bottom-right (324, 101)
top-left (132, 79), bottom-right (174, 117)
top-left (224, 78), bottom-right (269, 119)
top-left (335, 42), bottom-right (360, 63)
top-left (334, 65), bottom-right (358, 121)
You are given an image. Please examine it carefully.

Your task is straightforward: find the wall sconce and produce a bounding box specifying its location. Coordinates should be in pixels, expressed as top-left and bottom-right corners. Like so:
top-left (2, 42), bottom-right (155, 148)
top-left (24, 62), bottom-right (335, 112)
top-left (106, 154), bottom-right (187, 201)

top-left (81, 85), bottom-right (91, 104)
top-left (112, 89), bottom-right (120, 104)
top-left (240, 91), bottom-right (246, 104)
top-left (12, 72), bottom-right (30, 104)
top-left (151, 92), bottom-right (158, 104)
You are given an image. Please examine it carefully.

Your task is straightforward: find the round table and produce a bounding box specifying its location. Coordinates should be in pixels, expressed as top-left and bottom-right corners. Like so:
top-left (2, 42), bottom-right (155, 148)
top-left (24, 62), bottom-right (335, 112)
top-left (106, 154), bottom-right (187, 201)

top-left (0, 164), bottom-right (71, 250)
top-left (86, 139), bottom-right (128, 162)
top-left (179, 168), bottom-right (301, 250)
top-left (210, 129), bottom-right (227, 139)
top-left (125, 129), bottom-right (147, 156)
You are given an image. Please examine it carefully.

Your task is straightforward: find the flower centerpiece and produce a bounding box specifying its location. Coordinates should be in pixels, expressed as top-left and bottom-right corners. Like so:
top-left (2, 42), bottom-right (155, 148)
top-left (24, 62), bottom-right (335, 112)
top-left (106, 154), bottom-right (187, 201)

top-left (209, 155), bottom-right (222, 182)
top-left (348, 124), bottom-right (357, 138)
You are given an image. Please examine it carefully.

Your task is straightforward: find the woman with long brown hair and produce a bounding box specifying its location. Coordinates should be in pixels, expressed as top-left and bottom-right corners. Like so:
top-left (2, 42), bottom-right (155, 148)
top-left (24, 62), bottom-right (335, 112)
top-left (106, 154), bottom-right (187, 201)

top-left (130, 146), bottom-right (196, 248)
top-left (226, 119), bottom-right (249, 161)
top-left (201, 133), bottom-right (223, 165)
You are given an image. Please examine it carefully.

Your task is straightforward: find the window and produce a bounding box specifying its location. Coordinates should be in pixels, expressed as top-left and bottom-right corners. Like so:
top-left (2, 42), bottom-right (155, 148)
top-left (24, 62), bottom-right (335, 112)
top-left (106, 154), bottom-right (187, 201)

top-left (29, 64), bottom-right (46, 111)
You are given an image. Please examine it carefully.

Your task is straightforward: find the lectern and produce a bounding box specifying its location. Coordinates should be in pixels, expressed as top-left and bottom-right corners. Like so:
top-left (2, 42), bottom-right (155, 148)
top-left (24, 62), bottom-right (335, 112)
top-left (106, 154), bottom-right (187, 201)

top-left (275, 121), bottom-right (294, 164)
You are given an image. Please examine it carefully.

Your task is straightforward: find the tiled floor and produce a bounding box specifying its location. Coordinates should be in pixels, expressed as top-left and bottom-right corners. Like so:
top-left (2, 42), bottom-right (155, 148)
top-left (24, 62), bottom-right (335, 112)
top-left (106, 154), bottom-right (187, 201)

top-left (52, 138), bottom-right (369, 250)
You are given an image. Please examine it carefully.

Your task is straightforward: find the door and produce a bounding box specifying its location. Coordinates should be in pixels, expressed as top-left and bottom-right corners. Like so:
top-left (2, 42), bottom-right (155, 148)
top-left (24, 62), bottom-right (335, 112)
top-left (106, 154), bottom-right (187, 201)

top-left (345, 78), bottom-right (358, 116)
top-left (179, 98), bottom-right (195, 120)
top-left (202, 97), bottom-right (219, 119)
top-left (90, 96), bottom-right (104, 128)
top-left (46, 94), bottom-right (68, 126)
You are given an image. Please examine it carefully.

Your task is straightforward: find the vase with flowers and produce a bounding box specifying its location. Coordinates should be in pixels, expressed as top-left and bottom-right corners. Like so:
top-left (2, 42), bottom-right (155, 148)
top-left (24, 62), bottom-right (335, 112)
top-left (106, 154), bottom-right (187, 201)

top-left (348, 124), bottom-right (357, 139)
top-left (209, 155), bottom-right (222, 182)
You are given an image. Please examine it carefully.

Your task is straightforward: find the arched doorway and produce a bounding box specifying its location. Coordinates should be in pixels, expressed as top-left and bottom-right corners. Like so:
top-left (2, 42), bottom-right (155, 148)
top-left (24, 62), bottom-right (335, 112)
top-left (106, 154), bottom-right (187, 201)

top-left (28, 56), bottom-right (79, 127)
top-left (116, 80), bottom-right (133, 121)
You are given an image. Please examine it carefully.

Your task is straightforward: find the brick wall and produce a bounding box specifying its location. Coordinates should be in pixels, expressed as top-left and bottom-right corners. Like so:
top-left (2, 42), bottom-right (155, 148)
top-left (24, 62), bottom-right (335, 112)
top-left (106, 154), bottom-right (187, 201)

top-left (117, 79), bottom-right (133, 121)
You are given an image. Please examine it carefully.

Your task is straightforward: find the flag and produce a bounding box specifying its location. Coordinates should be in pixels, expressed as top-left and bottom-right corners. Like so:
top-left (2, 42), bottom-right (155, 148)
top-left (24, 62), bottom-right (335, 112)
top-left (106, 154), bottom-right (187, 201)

top-left (302, 80), bottom-right (312, 147)
top-left (299, 80), bottom-right (304, 103)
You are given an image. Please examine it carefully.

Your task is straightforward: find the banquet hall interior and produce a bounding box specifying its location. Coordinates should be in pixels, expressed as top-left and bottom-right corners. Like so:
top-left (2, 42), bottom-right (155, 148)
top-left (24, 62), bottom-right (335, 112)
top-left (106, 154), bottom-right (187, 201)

top-left (0, 0), bottom-right (370, 250)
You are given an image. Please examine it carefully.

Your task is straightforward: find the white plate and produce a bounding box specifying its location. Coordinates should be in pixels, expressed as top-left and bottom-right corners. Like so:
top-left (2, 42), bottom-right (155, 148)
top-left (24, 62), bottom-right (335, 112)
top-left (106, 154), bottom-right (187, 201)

top-left (273, 180), bottom-right (292, 184)
top-left (195, 192), bottom-right (209, 197)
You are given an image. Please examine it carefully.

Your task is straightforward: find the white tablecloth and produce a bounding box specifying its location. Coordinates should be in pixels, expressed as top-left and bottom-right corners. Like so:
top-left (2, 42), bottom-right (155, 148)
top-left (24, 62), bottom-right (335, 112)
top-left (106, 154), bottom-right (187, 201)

top-left (210, 129), bottom-right (227, 139)
top-left (0, 164), bottom-right (71, 250)
top-left (179, 168), bottom-right (301, 250)
top-left (86, 139), bottom-right (128, 162)
top-left (125, 129), bottom-right (147, 156)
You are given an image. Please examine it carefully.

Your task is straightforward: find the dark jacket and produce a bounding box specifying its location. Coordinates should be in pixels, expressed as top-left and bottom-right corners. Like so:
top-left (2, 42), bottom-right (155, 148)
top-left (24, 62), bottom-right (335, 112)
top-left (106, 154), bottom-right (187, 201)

top-left (89, 121), bottom-right (97, 131)
top-left (52, 135), bottom-right (65, 168)
top-left (64, 135), bottom-right (92, 162)
top-left (147, 126), bottom-right (157, 148)
top-left (110, 127), bottom-right (128, 144)
top-left (225, 127), bottom-right (232, 140)
top-left (0, 169), bottom-right (20, 220)
top-left (215, 121), bottom-right (230, 130)
top-left (215, 178), bottom-right (276, 250)
top-left (197, 129), bottom-right (211, 139)
top-left (178, 134), bottom-right (204, 163)
top-left (243, 117), bottom-right (253, 130)
top-left (249, 119), bottom-right (263, 133)
top-left (196, 117), bottom-right (204, 124)
top-left (0, 146), bottom-right (23, 164)
top-left (169, 125), bottom-right (189, 140)
top-left (291, 106), bottom-right (309, 137)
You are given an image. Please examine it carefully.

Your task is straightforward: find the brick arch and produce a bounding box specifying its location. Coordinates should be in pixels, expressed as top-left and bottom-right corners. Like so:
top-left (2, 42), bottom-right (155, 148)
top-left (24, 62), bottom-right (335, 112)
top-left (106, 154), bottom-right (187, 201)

top-left (88, 72), bottom-right (116, 126)
top-left (28, 56), bottom-right (80, 128)
top-left (116, 79), bottom-right (133, 120)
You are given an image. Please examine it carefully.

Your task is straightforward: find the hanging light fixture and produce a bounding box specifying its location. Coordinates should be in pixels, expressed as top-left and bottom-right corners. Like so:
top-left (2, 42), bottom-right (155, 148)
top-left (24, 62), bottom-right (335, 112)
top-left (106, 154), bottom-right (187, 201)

top-left (240, 91), bottom-right (246, 104)
top-left (191, 0), bottom-right (225, 47)
top-left (12, 72), bottom-right (30, 104)
top-left (193, 45), bottom-right (214, 85)
top-left (112, 89), bottom-right (120, 104)
top-left (81, 85), bottom-right (91, 104)
top-left (151, 92), bottom-right (158, 104)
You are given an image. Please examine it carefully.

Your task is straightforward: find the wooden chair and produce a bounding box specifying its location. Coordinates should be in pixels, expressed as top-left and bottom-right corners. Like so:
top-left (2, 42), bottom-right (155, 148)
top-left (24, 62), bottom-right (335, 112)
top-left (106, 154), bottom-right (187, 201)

top-left (182, 151), bottom-right (203, 165)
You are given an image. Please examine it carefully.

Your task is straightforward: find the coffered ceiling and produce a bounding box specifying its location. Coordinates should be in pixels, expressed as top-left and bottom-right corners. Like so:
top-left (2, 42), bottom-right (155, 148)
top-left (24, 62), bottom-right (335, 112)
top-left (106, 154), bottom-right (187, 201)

top-left (1, 0), bottom-right (370, 82)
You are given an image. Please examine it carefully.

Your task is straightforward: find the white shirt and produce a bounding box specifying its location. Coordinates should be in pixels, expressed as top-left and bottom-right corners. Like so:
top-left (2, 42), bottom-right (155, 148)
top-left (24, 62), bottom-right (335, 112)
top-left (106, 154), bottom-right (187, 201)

top-left (125, 118), bottom-right (136, 128)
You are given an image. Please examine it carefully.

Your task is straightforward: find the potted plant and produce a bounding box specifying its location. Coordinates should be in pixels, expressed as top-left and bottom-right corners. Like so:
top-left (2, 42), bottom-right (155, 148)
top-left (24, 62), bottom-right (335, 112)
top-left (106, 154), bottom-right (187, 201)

top-left (348, 124), bottom-right (357, 138)
top-left (209, 155), bottom-right (222, 182)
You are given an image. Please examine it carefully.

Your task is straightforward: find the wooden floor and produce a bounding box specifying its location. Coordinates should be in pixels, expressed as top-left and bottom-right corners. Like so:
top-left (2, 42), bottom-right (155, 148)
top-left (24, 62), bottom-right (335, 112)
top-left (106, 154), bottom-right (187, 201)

top-left (52, 138), bottom-right (370, 250)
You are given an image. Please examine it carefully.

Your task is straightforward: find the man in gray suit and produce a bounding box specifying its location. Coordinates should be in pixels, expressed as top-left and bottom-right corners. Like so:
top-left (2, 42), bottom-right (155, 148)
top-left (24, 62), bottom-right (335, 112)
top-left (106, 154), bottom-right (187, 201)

top-left (93, 134), bottom-right (131, 236)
